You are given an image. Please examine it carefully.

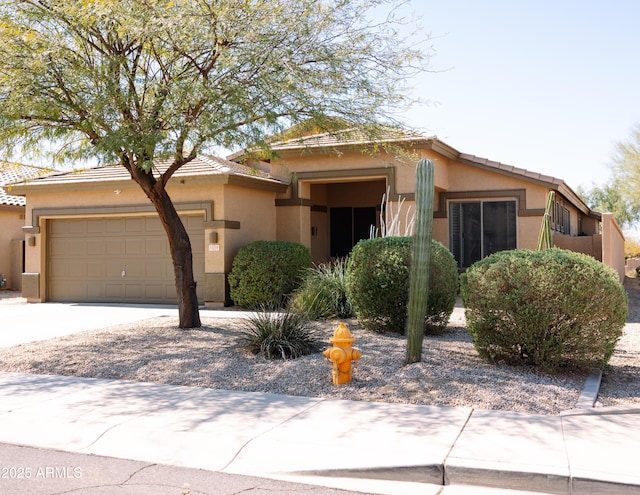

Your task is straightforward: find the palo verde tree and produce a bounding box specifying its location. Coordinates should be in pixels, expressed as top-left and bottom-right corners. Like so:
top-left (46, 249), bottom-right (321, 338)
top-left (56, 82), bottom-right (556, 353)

top-left (579, 123), bottom-right (640, 230)
top-left (608, 123), bottom-right (640, 227)
top-left (0, 0), bottom-right (429, 327)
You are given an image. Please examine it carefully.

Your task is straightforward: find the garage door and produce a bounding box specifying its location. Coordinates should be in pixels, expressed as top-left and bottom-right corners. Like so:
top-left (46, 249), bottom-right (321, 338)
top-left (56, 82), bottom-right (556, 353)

top-left (47, 215), bottom-right (205, 304)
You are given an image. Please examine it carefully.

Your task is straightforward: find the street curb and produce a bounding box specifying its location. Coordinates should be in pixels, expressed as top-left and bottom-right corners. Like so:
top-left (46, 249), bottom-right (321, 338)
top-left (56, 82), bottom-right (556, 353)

top-left (575, 369), bottom-right (603, 409)
top-left (289, 465), bottom-right (443, 485)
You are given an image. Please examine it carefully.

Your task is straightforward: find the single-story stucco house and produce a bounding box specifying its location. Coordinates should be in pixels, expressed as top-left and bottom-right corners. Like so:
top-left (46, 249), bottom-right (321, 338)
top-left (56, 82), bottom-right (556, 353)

top-left (10, 131), bottom-right (625, 306)
top-left (0, 162), bottom-right (51, 291)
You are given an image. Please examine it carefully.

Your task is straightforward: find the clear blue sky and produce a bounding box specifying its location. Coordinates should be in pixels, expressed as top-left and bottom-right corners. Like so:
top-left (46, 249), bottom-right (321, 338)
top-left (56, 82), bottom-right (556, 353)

top-left (393, 0), bottom-right (640, 193)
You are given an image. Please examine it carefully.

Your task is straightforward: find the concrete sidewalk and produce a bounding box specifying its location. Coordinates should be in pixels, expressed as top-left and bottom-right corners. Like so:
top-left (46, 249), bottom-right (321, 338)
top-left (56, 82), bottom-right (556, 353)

top-left (0, 371), bottom-right (638, 495)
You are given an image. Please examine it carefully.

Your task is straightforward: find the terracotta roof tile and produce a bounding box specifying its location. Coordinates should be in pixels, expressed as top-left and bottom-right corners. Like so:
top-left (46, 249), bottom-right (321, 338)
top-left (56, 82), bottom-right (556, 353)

top-left (0, 162), bottom-right (52, 207)
top-left (269, 127), bottom-right (427, 149)
top-left (236, 129), bottom-right (567, 189)
top-left (19, 155), bottom-right (284, 187)
top-left (227, 127), bottom-right (430, 160)
top-left (458, 153), bottom-right (564, 186)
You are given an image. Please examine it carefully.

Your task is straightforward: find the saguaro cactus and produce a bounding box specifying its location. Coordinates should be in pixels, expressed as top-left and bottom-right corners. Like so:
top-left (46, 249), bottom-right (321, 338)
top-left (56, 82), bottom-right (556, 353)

top-left (405, 159), bottom-right (435, 364)
top-left (537, 191), bottom-right (555, 250)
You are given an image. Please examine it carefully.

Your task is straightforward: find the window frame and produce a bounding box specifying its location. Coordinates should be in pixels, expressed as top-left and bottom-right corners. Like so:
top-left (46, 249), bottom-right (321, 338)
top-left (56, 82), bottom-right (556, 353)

top-left (448, 198), bottom-right (518, 268)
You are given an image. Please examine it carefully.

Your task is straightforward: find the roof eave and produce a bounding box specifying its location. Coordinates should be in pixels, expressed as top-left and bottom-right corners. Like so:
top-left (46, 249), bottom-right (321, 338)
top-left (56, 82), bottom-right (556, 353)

top-left (458, 153), bottom-right (565, 189)
top-left (228, 135), bottom-right (443, 162)
top-left (11, 172), bottom-right (289, 195)
top-left (558, 183), bottom-right (594, 216)
top-left (0, 203), bottom-right (25, 211)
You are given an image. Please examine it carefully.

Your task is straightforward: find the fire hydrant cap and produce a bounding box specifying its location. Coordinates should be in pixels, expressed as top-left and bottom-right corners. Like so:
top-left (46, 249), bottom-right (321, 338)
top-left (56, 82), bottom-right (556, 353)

top-left (330, 322), bottom-right (355, 343)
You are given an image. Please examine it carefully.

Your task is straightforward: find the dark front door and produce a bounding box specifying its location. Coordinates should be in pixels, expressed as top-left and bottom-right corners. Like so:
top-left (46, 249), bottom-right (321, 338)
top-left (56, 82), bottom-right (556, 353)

top-left (330, 206), bottom-right (376, 258)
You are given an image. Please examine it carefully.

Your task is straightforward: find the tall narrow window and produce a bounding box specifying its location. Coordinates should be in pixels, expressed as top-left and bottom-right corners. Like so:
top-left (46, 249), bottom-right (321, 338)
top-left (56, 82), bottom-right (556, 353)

top-left (449, 200), bottom-right (517, 268)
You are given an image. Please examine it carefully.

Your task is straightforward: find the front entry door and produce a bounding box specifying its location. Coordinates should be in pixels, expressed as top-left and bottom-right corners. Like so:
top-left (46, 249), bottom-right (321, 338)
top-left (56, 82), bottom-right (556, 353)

top-left (330, 206), bottom-right (376, 258)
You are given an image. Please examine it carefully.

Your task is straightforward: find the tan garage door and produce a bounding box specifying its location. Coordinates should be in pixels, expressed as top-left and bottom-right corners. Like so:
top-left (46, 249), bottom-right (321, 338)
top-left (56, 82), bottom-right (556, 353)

top-left (47, 215), bottom-right (204, 304)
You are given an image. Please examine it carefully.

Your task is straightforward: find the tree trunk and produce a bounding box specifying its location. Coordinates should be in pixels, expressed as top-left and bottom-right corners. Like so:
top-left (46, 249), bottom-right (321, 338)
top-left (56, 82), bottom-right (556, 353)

top-left (152, 188), bottom-right (201, 328)
top-left (127, 161), bottom-right (201, 328)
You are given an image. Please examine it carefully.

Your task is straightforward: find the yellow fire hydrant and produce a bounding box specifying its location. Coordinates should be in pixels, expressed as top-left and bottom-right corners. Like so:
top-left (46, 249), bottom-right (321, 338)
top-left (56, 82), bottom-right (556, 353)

top-left (323, 323), bottom-right (362, 385)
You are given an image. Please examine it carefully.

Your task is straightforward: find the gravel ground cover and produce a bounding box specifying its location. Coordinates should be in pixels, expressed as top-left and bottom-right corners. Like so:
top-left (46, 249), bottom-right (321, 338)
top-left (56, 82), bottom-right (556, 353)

top-left (598, 277), bottom-right (640, 407)
top-left (0, 279), bottom-right (637, 415)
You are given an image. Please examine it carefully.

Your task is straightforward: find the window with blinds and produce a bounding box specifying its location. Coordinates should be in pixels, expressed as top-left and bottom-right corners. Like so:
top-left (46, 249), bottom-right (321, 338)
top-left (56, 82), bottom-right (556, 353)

top-left (449, 200), bottom-right (517, 268)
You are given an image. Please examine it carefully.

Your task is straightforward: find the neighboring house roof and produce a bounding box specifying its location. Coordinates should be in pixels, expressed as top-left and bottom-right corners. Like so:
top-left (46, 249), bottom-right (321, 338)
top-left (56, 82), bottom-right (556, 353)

top-left (229, 129), bottom-right (595, 217)
top-left (0, 162), bottom-right (52, 207)
top-left (12, 155), bottom-right (288, 189)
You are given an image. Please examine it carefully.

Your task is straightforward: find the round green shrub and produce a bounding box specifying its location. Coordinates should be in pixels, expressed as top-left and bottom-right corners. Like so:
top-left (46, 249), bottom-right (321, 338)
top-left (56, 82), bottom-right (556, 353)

top-left (346, 236), bottom-right (459, 334)
top-left (460, 248), bottom-right (628, 371)
top-left (228, 240), bottom-right (311, 308)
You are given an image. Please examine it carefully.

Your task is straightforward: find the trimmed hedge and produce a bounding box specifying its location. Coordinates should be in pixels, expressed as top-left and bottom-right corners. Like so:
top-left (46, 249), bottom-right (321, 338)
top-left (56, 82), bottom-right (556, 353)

top-left (345, 236), bottom-right (458, 334)
top-left (228, 240), bottom-right (311, 308)
top-left (460, 248), bottom-right (628, 371)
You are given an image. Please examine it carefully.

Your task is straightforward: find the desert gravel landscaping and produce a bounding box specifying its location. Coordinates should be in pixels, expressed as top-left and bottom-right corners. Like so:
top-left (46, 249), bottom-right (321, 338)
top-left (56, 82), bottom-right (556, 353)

top-left (0, 279), bottom-right (638, 416)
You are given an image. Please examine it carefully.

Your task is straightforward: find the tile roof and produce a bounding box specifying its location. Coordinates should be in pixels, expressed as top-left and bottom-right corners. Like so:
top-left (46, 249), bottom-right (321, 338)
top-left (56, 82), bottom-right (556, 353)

top-left (0, 162), bottom-right (52, 207)
top-left (17, 155), bottom-right (286, 187)
top-left (231, 128), bottom-right (567, 189)
top-left (457, 153), bottom-right (565, 187)
top-left (273, 127), bottom-right (426, 149)
top-left (227, 127), bottom-right (427, 160)
top-left (228, 129), bottom-right (592, 213)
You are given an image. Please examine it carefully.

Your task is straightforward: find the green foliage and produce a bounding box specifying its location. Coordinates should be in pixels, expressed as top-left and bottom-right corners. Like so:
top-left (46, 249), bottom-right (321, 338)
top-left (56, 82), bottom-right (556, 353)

top-left (346, 237), bottom-right (458, 334)
top-left (228, 241), bottom-right (311, 309)
top-left (625, 237), bottom-right (640, 259)
top-left (239, 309), bottom-right (322, 360)
top-left (425, 239), bottom-right (460, 333)
top-left (289, 259), bottom-right (353, 320)
top-left (578, 123), bottom-right (640, 229)
top-left (0, 0), bottom-right (430, 328)
top-left (460, 248), bottom-right (628, 371)
top-left (577, 182), bottom-right (638, 228)
top-left (0, 0), bottom-right (429, 166)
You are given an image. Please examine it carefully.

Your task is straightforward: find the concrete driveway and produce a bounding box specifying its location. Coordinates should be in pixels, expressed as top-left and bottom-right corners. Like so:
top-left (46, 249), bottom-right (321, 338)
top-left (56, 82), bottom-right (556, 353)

top-left (0, 301), bottom-right (180, 348)
top-left (0, 294), bottom-right (251, 348)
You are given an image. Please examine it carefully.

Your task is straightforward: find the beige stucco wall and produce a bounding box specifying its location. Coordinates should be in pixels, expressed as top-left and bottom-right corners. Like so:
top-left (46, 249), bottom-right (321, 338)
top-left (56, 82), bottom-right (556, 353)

top-left (271, 149), bottom-right (450, 261)
top-left (553, 232), bottom-right (602, 260)
top-left (266, 145), bottom-right (616, 272)
top-left (267, 148), bottom-right (566, 260)
top-left (602, 212), bottom-right (626, 282)
top-left (271, 148), bottom-right (450, 196)
top-left (0, 208), bottom-right (25, 290)
top-left (420, 151), bottom-right (451, 192)
top-left (445, 161), bottom-right (548, 208)
top-left (16, 144), bottom-right (612, 303)
top-left (222, 185), bottom-right (278, 272)
top-left (19, 176), bottom-right (280, 304)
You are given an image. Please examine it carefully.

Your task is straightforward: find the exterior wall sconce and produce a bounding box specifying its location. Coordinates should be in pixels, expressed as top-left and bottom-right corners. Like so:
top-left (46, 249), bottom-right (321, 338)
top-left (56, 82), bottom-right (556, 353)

top-left (114, 189), bottom-right (122, 195)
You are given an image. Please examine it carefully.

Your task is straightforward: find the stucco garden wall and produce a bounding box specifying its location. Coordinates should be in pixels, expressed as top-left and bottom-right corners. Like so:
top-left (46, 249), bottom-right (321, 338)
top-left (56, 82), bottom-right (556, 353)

top-left (602, 212), bottom-right (626, 282)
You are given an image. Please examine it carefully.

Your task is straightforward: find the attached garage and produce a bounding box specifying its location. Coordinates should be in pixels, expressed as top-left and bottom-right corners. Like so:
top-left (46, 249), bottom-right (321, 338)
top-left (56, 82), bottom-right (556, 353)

top-left (47, 215), bottom-right (205, 304)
